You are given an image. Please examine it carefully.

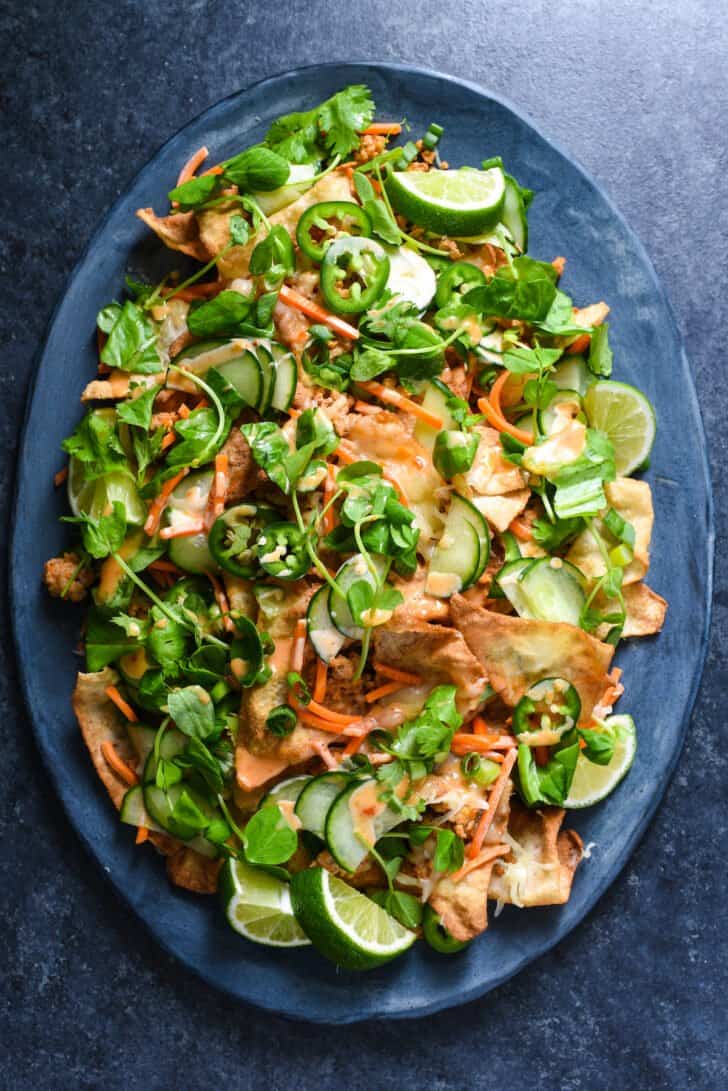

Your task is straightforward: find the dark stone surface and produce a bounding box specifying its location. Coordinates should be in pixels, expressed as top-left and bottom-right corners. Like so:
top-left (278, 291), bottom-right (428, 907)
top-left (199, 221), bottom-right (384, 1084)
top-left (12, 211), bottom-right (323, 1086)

top-left (0, 1), bottom-right (725, 1087)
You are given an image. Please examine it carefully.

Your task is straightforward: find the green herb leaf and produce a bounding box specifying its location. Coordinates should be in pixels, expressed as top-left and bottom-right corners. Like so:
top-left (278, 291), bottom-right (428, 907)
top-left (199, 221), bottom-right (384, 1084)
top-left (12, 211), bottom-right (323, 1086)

top-left (100, 300), bottom-right (161, 374)
top-left (167, 685), bottom-right (217, 740)
top-left (167, 173), bottom-right (221, 210)
top-left (187, 290), bottom-right (252, 338)
top-left (116, 384), bottom-right (161, 431)
top-left (588, 323), bottom-right (613, 377)
top-left (369, 889), bottom-right (423, 930)
top-left (243, 805), bottom-right (298, 866)
top-left (223, 145), bottom-right (291, 192)
top-left (464, 256), bottom-right (558, 323)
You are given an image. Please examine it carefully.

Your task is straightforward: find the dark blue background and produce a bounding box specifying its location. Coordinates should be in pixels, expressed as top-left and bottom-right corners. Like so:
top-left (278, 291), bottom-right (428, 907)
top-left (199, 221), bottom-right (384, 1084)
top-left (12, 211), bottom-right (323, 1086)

top-left (1, 2), bottom-right (726, 1087)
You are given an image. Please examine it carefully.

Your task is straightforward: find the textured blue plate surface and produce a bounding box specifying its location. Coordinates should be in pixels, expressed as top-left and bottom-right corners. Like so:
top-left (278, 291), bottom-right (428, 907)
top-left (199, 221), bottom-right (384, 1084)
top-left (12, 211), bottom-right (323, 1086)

top-left (10, 62), bottom-right (712, 1023)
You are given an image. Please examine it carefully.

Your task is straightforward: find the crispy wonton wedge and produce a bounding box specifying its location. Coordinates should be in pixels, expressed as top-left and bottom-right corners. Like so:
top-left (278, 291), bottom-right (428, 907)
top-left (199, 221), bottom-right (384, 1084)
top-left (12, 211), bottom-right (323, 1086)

top-left (429, 782), bottom-right (513, 942)
top-left (567, 478), bottom-right (653, 585)
top-left (73, 669), bottom-right (220, 893)
top-left (135, 208), bottom-right (210, 262)
top-left (450, 597), bottom-right (614, 720)
top-left (621, 582), bottom-right (668, 638)
top-left (488, 800), bottom-right (583, 907)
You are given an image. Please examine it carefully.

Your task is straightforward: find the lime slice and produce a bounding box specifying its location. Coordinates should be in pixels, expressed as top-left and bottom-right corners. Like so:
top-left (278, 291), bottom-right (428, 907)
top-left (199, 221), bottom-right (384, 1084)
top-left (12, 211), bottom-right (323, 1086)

top-left (386, 167), bottom-right (506, 236)
top-left (564, 715), bottom-right (636, 809)
top-left (220, 857), bottom-right (311, 947)
top-left (583, 380), bottom-right (656, 475)
top-left (290, 867), bottom-right (415, 970)
top-left (68, 459), bottom-right (146, 526)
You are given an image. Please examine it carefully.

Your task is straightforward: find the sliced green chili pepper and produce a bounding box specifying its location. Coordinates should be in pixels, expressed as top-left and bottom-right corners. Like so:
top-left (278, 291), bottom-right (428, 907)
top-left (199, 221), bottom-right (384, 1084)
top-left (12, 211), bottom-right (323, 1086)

top-left (296, 201), bottom-right (372, 263)
top-left (422, 905), bottom-right (470, 954)
top-left (512, 677), bottom-right (581, 739)
top-left (320, 236), bottom-right (390, 315)
top-left (435, 261), bottom-right (486, 308)
top-left (255, 522), bottom-right (310, 580)
top-left (433, 429), bottom-right (479, 479)
top-left (208, 502), bottom-right (278, 578)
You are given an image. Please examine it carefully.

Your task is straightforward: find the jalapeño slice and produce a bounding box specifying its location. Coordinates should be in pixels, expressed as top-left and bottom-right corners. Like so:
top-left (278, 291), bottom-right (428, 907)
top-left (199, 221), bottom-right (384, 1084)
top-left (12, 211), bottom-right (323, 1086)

top-left (208, 502), bottom-right (278, 578)
top-left (296, 201), bottom-right (372, 263)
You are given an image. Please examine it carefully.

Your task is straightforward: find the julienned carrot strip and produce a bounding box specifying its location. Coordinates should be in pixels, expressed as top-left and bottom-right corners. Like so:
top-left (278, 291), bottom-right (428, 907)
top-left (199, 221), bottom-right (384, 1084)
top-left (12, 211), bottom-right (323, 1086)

top-left (176, 145), bottom-right (209, 187)
top-left (334, 444), bottom-right (357, 465)
top-left (290, 619), bottom-right (307, 674)
top-left (451, 733), bottom-right (517, 754)
top-left (148, 559), bottom-right (184, 574)
top-left (363, 122), bottom-right (402, 136)
top-left (100, 741), bottom-right (138, 786)
top-left (135, 826), bottom-right (149, 845)
top-left (567, 333), bottom-right (591, 356)
top-left (204, 452), bottom-right (229, 530)
top-left (450, 842), bottom-right (510, 883)
top-left (159, 519), bottom-right (205, 540)
top-left (508, 515), bottom-right (534, 542)
top-left (551, 255), bottom-right (567, 277)
top-left (207, 572), bottom-right (234, 633)
top-left (313, 659), bottom-right (328, 703)
top-left (295, 707), bottom-right (346, 735)
top-left (473, 716), bottom-right (490, 736)
top-left (467, 748), bottom-right (518, 859)
top-left (357, 381), bottom-right (443, 429)
top-left (481, 751), bottom-right (506, 763)
top-left (163, 282), bottom-right (224, 302)
top-left (104, 686), bottom-right (138, 724)
top-left (278, 284), bottom-right (360, 341)
top-left (289, 692), bottom-right (360, 726)
top-left (364, 681), bottom-right (404, 704)
top-left (54, 466), bottom-right (69, 487)
top-left (144, 467), bottom-right (189, 536)
top-left (342, 733), bottom-right (366, 757)
top-left (178, 403), bottom-right (191, 419)
top-left (373, 663), bottom-right (421, 685)
top-left (160, 431), bottom-right (176, 451)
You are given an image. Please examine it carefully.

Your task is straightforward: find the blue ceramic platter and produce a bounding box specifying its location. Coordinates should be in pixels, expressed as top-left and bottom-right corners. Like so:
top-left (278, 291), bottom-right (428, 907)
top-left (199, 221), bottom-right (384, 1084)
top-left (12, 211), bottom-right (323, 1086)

top-left (10, 63), bottom-right (713, 1022)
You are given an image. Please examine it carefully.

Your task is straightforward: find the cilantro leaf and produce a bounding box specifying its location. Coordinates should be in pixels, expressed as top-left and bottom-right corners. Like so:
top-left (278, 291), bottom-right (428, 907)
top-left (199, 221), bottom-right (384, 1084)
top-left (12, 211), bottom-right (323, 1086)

top-left (116, 384), bottom-right (160, 431)
top-left (318, 85), bottom-right (375, 157)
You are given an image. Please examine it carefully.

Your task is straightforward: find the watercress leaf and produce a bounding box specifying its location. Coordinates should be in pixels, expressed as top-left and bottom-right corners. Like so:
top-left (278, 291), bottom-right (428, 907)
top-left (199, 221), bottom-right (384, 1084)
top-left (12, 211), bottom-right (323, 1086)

top-left (535, 288), bottom-right (589, 336)
top-left (363, 199), bottom-right (401, 246)
top-left (156, 757), bottom-right (183, 792)
top-left (165, 407), bottom-right (221, 468)
top-left (146, 606), bottom-right (190, 671)
top-left (167, 685), bottom-right (217, 740)
top-left (187, 290), bottom-right (252, 338)
top-left (243, 804), bottom-right (298, 866)
top-left (577, 726), bottom-right (616, 766)
top-left (97, 302), bottom-right (122, 333)
top-left (249, 225), bottom-right (295, 285)
top-left (101, 300), bottom-right (161, 374)
top-left (174, 736), bottom-right (224, 792)
top-left (588, 322), bottom-right (613, 377)
top-left (295, 407), bottom-right (339, 458)
top-left (532, 514), bottom-right (584, 551)
top-left (350, 347), bottom-right (393, 382)
top-left (353, 171), bottom-right (376, 204)
top-left (229, 214), bottom-right (250, 247)
top-left (223, 145), bottom-right (290, 191)
top-left (183, 644), bottom-right (228, 687)
top-left (241, 421), bottom-right (291, 493)
top-left (347, 579), bottom-right (375, 625)
top-left (168, 788), bottom-right (209, 836)
top-left (229, 616), bottom-right (269, 687)
top-left (167, 173), bottom-right (221, 210)
top-left (116, 384), bottom-right (161, 431)
top-left (62, 410), bottom-right (128, 479)
top-left (464, 256), bottom-right (558, 323)
top-left (503, 345), bottom-right (562, 376)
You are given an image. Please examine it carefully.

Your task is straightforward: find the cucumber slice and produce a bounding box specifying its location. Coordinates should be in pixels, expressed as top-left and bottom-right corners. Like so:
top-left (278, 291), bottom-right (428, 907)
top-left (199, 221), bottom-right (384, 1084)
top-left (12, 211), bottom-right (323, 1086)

top-left (324, 779), bottom-right (403, 873)
top-left (270, 343), bottom-right (297, 412)
top-left (307, 584), bottom-right (346, 663)
top-left (260, 775), bottom-right (311, 809)
top-left (120, 785), bottom-right (164, 832)
top-left (165, 470), bottom-right (216, 574)
top-left (255, 343), bottom-right (276, 414)
top-left (538, 389), bottom-right (583, 436)
top-left (328, 555), bottom-right (388, 639)
top-left (500, 174), bottom-right (528, 252)
top-left (126, 723), bottom-right (156, 765)
top-left (413, 377), bottom-right (457, 449)
top-left (426, 492), bottom-right (490, 597)
top-left (518, 557), bottom-right (586, 626)
top-left (214, 349), bottom-right (263, 409)
top-left (494, 557), bottom-right (536, 616)
top-left (172, 339), bottom-right (224, 366)
top-left (552, 356), bottom-right (594, 397)
top-left (142, 728), bottom-right (188, 784)
top-left (295, 773), bottom-right (351, 838)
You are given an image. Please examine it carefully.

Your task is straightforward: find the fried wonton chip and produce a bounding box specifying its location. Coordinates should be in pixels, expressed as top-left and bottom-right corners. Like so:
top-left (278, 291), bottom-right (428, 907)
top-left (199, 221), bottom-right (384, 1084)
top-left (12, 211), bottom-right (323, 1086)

top-left (73, 669), bottom-right (220, 893)
top-left (458, 426), bottom-right (526, 497)
top-left (209, 171), bottom-right (353, 279)
top-left (135, 207), bottom-right (209, 262)
top-left (621, 582), bottom-right (668, 638)
top-left (450, 597), bottom-right (614, 720)
top-left (571, 300), bottom-right (609, 329)
top-left (429, 782), bottom-right (513, 942)
top-left (567, 477), bottom-right (653, 585)
top-left (81, 371), bottom-right (133, 403)
top-left (472, 489), bottom-right (531, 534)
top-left (488, 800), bottom-right (582, 907)
top-left (373, 622), bottom-right (487, 717)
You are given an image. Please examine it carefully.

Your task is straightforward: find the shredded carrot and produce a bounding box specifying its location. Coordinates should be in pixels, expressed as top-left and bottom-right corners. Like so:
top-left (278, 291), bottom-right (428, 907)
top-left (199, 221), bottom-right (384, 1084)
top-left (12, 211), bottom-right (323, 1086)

top-left (450, 842), bottom-right (510, 883)
top-left (353, 400), bottom-right (381, 415)
top-left (176, 145), bottom-right (209, 187)
top-left (148, 559), bottom-right (184, 575)
top-left (100, 740), bottom-right (138, 785)
top-left (159, 519), bottom-right (204, 540)
top-left (295, 707), bottom-right (347, 735)
top-left (289, 692), bottom-right (360, 726)
top-left (479, 373), bottom-right (534, 444)
top-left (54, 466), bottom-right (68, 487)
top-left (194, 397), bottom-right (209, 411)
top-left (364, 681), bottom-right (403, 704)
top-left (165, 282), bottom-right (224, 303)
top-left (104, 686), bottom-right (138, 724)
top-left (290, 619), bottom-right (307, 674)
top-left (363, 122), bottom-right (402, 136)
top-left (451, 733), bottom-right (518, 755)
top-left (481, 751), bottom-right (506, 763)
top-left (357, 381), bottom-right (443, 429)
top-left (178, 403), bottom-right (191, 419)
top-left (567, 333), bottom-right (591, 356)
top-left (313, 659), bottom-right (328, 703)
top-left (333, 443), bottom-right (357, 465)
top-left (144, 467), bottom-right (189, 536)
top-left (278, 283), bottom-right (360, 341)
top-left (160, 430), bottom-right (176, 451)
top-left (135, 826), bottom-right (149, 845)
top-left (204, 452), bottom-right (229, 530)
top-left (467, 748), bottom-right (518, 859)
top-left (342, 733), bottom-right (366, 757)
top-left (373, 663), bottom-right (421, 685)
top-left (551, 255), bottom-right (567, 276)
top-left (508, 514), bottom-right (534, 542)
top-left (207, 572), bottom-right (234, 632)
top-left (473, 715), bottom-right (490, 736)
top-left (200, 163), bottom-right (224, 178)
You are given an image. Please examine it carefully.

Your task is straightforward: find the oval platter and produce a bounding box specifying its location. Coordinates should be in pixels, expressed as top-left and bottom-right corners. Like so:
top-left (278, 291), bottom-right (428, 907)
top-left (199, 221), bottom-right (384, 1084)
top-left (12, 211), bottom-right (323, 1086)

top-left (10, 62), bottom-right (713, 1022)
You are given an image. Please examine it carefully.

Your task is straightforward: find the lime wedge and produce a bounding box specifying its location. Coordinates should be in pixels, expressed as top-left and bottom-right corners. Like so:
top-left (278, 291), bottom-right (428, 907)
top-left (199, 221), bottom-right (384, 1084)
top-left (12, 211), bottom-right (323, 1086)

top-left (290, 867), bottom-right (415, 970)
top-left (564, 715), bottom-right (636, 809)
top-left (220, 857), bottom-right (311, 947)
top-left (583, 380), bottom-right (656, 475)
top-left (386, 167), bottom-right (506, 236)
top-left (68, 459), bottom-right (146, 526)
